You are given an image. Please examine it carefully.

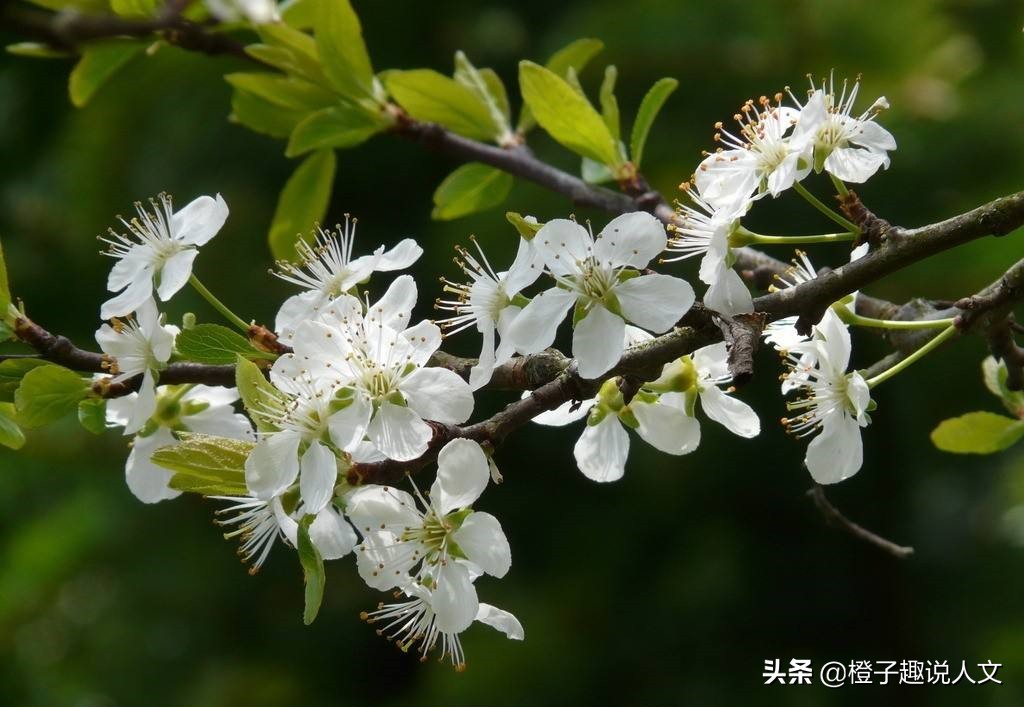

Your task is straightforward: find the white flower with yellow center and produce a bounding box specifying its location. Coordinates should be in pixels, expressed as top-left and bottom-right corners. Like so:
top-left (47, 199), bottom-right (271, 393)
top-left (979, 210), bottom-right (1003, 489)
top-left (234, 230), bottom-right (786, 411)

top-left (100, 193), bottom-right (228, 319)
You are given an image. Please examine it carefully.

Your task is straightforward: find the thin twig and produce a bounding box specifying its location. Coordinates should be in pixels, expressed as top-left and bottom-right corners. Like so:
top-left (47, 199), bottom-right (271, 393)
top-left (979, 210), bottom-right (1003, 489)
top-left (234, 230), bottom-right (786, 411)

top-left (806, 485), bottom-right (915, 559)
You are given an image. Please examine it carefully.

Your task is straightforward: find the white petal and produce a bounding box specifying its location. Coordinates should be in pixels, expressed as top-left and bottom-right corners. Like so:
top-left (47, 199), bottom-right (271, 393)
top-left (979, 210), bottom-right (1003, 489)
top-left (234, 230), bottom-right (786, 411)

top-left (593, 211), bottom-right (666, 268)
top-left (124, 428), bottom-right (182, 503)
top-left (506, 287), bottom-right (576, 354)
top-left (805, 411), bottom-right (863, 484)
top-left (824, 146), bottom-right (888, 183)
top-left (401, 320), bottom-right (442, 366)
top-left (851, 119), bottom-right (896, 152)
top-left (309, 505), bottom-right (358, 560)
top-left (468, 323), bottom-right (496, 391)
top-left (403, 366), bottom-right (474, 424)
top-left (327, 393), bottom-right (372, 451)
top-left (172, 193), bottom-right (229, 246)
top-left (274, 291), bottom-right (325, 345)
top-left (693, 149), bottom-right (759, 209)
top-left (847, 371), bottom-right (872, 423)
top-left (299, 440), bottom-right (337, 513)
top-left (533, 219), bottom-right (593, 277)
top-left (528, 395), bottom-right (594, 426)
top-left (346, 485), bottom-right (421, 532)
top-left (432, 561), bottom-right (479, 634)
top-left (699, 385), bottom-right (760, 438)
top-left (124, 370), bottom-right (158, 435)
top-left (185, 407), bottom-right (254, 440)
top-left (100, 276), bottom-right (153, 320)
top-left (632, 399), bottom-right (701, 454)
top-left (244, 430), bottom-right (301, 499)
top-left (453, 511), bottom-right (511, 577)
top-left (573, 415), bottom-right (629, 482)
top-left (572, 304), bottom-right (625, 379)
top-left (615, 274), bottom-right (694, 333)
top-left (366, 402), bottom-right (431, 462)
top-left (692, 341), bottom-right (730, 380)
top-left (369, 274), bottom-right (417, 330)
top-left (430, 438), bottom-right (489, 514)
top-left (503, 238), bottom-right (544, 295)
top-left (355, 529), bottom-right (417, 590)
top-left (816, 309), bottom-right (852, 373)
top-left (703, 267), bottom-right (753, 317)
top-left (623, 325), bottom-right (654, 348)
top-left (155, 248), bottom-right (198, 302)
top-left (374, 238), bottom-right (423, 271)
top-left (475, 604), bottom-right (524, 640)
top-left (107, 250), bottom-right (150, 292)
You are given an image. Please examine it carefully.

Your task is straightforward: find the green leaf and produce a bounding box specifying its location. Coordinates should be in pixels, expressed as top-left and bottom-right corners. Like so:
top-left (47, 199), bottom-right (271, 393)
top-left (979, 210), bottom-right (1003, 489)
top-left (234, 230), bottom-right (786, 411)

top-left (14, 364), bottom-right (90, 429)
top-left (313, 0), bottom-right (377, 102)
top-left (432, 163), bottom-right (514, 220)
top-left (0, 359), bottom-right (49, 402)
top-left (286, 104), bottom-right (384, 157)
top-left (505, 212), bottom-right (542, 240)
top-left (6, 42), bottom-right (73, 59)
top-left (225, 72), bottom-right (336, 112)
top-left (982, 355), bottom-right (1024, 418)
top-left (24, 0), bottom-right (107, 11)
top-left (280, 0), bottom-right (315, 28)
top-left (385, 69), bottom-right (498, 141)
top-left (269, 149), bottom-right (336, 261)
top-left (931, 411), bottom-right (1024, 454)
top-left (517, 38), bottom-right (604, 133)
top-left (77, 398), bottom-right (107, 435)
top-left (236, 355), bottom-right (283, 433)
top-left (297, 514), bottom-right (325, 625)
top-left (230, 87), bottom-right (309, 139)
top-left (68, 40), bottom-right (144, 108)
top-left (0, 237), bottom-right (10, 318)
top-left (599, 65), bottom-right (620, 141)
top-left (151, 433), bottom-right (253, 496)
top-left (0, 403), bottom-right (25, 450)
top-left (581, 156), bottom-right (615, 184)
top-left (110, 0), bottom-right (157, 16)
top-left (248, 24), bottom-right (328, 87)
top-left (518, 61), bottom-right (620, 167)
top-left (630, 77), bottom-right (678, 167)
top-left (453, 51), bottom-right (511, 139)
top-left (176, 324), bottom-right (273, 365)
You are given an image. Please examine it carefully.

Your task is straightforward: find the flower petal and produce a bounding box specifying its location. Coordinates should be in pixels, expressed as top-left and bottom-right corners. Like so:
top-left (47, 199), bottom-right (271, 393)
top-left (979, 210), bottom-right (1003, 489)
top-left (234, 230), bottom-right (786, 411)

top-left (699, 384), bottom-right (760, 438)
top-left (403, 366), bottom-right (474, 424)
top-left (614, 274), bottom-right (695, 333)
top-left (100, 275), bottom-right (153, 320)
top-left (107, 249), bottom-right (150, 292)
top-left (593, 211), bottom-right (666, 268)
top-left (368, 274), bottom-right (417, 330)
top-left (432, 561), bottom-right (479, 634)
top-left (155, 248), bottom-right (198, 302)
top-left (355, 529), bottom-right (417, 590)
top-left (172, 193), bottom-right (229, 246)
top-left (805, 411), bottom-right (863, 484)
top-left (401, 320), bottom-right (443, 366)
top-left (366, 402), bottom-right (431, 461)
top-left (573, 415), bottom-right (629, 482)
top-left (572, 304), bottom-right (625, 379)
top-left (309, 504), bottom-right (358, 560)
top-left (299, 440), bottom-right (337, 513)
top-left (244, 430), bottom-right (301, 499)
top-left (632, 398), bottom-right (701, 454)
top-left (346, 485), bottom-right (421, 532)
top-left (702, 267), bottom-right (753, 318)
top-left (452, 511), bottom-right (511, 578)
top-left (124, 370), bottom-right (158, 435)
top-left (506, 287), bottom-right (576, 354)
top-left (527, 394), bottom-right (595, 426)
top-left (533, 219), bottom-right (593, 276)
top-left (124, 428), bottom-right (182, 503)
top-left (375, 238), bottom-right (423, 271)
top-left (503, 238), bottom-right (544, 295)
top-left (430, 438), bottom-right (489, 514)
top-left (327, 392), bottom-right (372, 451)
top-left (475, 604), bottom-right (524, 640)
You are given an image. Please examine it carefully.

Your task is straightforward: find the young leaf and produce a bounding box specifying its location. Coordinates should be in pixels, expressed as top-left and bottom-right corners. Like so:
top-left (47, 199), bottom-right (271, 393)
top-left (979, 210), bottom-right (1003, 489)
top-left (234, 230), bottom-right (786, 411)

top-left (286, 104), bottom-right (384, 157)
top-left (385, 69), bottom-right (498, 142)
top-left (0, 237), bottom-right (11, 317)
top-left (251, 24), bottom-right (328, 86)
top-left (236, 355), bottom-right (283, 433)
top-left (0, 403), bottom-right (25, 450)
top-left (230, 88), bottom-right (309, 139)
top-left (453, 51), bottom-right (511, 139)
top-left (518, 61), bottom-right (620, 167)
top-left (109, 0), bottom-right (157, 16)
top-left (581, 157), bottom-right (615, 184)
top-left (931, 411), bottom-right (1024, 454)
top-left (14, 364), bottom-right (90, 428)
top-left (297, 514), bottom-right (325, 625)
top-left (177, 324), bottom-right (275, 365)
top-left (313, 0), bottom-right (377, 101)
top-left (225, 73), bottom-right (336, 113)
top-left (77, 398), bottom-right (107, 435)
top-left (0, 359), bottom-right (49, 402)
top-left (432, 163), bottom-right (514, 221)
top-left (151, 433), bottom-right (253, 496)
top-left (630, 77), bottom-right (679, 167)
top-left (269, 149), bottom-right (336, 261)
top-left (506, 212), bottom-right (543, 240)
top-left (518, 38), bottom-right (604, 133)
top-left (6, 43), bottom-right (71, 59)
top-left (982, 355), bottom-right (1024, 418)
top-left (280, 0), bottom-right (315, 28)
top-left (68, 40), bottom-right (144, 108)
top-left (599, 65), bottom-right (620, 141)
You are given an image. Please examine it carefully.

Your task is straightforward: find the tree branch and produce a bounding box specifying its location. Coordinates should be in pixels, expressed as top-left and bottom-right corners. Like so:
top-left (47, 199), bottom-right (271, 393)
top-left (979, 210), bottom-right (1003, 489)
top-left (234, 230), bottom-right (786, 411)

top-left (807, 485), bottom-right (915, 559)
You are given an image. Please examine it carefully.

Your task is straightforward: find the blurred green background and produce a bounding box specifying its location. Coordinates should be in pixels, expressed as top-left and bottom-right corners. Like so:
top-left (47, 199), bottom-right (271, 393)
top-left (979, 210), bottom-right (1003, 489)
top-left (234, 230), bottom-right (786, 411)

top-left (2, 0), bottom-right (1024, 705)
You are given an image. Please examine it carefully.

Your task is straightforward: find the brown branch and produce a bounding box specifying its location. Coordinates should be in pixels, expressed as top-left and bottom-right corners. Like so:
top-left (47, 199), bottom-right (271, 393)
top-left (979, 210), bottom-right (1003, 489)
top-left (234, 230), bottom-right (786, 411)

top-left (807, 485), bottom-right (915, 559)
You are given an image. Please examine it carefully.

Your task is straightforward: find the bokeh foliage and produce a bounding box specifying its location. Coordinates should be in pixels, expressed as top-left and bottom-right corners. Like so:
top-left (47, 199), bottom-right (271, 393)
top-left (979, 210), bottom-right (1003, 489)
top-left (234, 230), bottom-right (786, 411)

top-left (2, 0), bottom-right (1024, 704)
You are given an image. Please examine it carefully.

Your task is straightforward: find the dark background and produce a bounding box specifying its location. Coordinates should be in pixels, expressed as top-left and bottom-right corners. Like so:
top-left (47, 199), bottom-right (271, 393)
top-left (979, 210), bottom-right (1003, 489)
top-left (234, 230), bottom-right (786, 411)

top-left (2, 0), bottom-right (1024, 704)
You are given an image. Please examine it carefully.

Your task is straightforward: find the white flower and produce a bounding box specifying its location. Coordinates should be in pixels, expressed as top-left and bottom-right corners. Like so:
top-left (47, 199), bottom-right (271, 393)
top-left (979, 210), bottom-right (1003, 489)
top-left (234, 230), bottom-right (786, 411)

top-left (95, 298), bottom-right (176, 435)
top-left (435, 236), bottom-right (542, 390)
top-left (347, 439), bottom-right (510, 613)
top-left (205, 0), bottom-right (280, 24)
top-left (100, 193), bottom-right (228, 319)
top-left (694, 94), bottom-right (808, 207)
top-left (790, 75), bottom-right (896, 183)
top-left (664, 187), bottom-right (754, 317)
top-left (273, 217), bottom-right (422, 344)
top-left (107, 384), bottom-right (254, 503)
top-left (295, 276), bottom-right (474, 461)
top-left (507, 212), bottom-right (695, 379)
top-left (782, 309), bottom-right (872, 484)
top-left (361, 582), bottom-right (523, 671)
top-left (213, 494), bottom-right (357, 574)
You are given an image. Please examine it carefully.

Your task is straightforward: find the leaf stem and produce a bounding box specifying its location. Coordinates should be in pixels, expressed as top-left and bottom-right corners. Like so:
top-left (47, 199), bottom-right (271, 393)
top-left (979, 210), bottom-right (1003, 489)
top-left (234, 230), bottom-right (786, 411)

top-left (733, 227), bottom-right (856, 246)
top-left (829, 173), bottom-right (851, 198)
top-left (866, 325), bottom-right (958, 388)
top-left (794, 181), bottom-right (860, 234)
top-left (188, 275), bottom-right (250, 333)
top-left (838, 308), bottom-right (957, 331)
